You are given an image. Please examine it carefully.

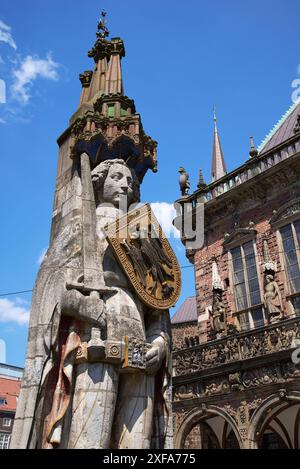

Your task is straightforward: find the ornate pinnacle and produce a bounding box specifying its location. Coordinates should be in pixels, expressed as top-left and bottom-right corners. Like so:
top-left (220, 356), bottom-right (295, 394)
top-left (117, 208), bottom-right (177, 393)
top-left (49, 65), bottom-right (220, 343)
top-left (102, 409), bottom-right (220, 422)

top-left (212, 259), bottom-right (223, 291)
top-left (88, 11), bottom-right (110, 62)
top-left (262, 239), bottom-right (277, 273)
top-left (197, 169), bottom-right (207, 190)
top-left (249, 136), bottom-right (258, 158)
top-left (79, 70), bottom-right (93, 88)
top-left (97, 11), bottom-right (109, 40)
top-left (88, 11), bottom-right (125, 62)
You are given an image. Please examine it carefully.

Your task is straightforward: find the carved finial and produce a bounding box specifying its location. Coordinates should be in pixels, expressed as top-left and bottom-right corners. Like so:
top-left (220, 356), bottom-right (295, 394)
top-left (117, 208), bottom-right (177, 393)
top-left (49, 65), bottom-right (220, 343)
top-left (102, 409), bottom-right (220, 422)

top-left (97, 10), bottom-right (109, 40)
top-left (249, 136), bottom-right (259, 158)
top-left (88, 10), bottom-right (112, 61)
top-left (262, 239), bottom-right (277, 273)
top-left (197, 169), bottom-right (207, 190)
top-left (212, 259), bottom-right (223, 291)
top-left (79, 70), bottom-right (93, 88)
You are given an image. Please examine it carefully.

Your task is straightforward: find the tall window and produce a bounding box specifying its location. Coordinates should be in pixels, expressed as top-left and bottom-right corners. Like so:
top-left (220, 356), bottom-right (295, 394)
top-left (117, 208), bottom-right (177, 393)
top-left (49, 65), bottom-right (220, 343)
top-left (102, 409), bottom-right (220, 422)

top-left (0, 433), bottom-right (10, 449)
top-left (280, 220), bottom-right (300, 315)
top-left (231, 241), bottom-right (265, 330)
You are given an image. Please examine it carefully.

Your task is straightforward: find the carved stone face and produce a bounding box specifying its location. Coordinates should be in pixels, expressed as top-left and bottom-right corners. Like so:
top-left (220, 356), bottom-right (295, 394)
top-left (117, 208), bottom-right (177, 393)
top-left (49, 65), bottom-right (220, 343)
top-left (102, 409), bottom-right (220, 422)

top-left (266, 274), bottom-right (274, 284)
top-left (102, 163), bottom-right (134, 207)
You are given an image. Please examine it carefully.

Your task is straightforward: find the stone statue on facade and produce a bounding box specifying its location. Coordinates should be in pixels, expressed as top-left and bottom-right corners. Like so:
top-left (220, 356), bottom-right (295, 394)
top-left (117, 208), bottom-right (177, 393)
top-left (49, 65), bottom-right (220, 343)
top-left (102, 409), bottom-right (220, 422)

top-left (264, 274), bottom-right (283, 324)
top-left (208, 260), bottom-right (226, 338)
top-left (11, 158), bottom-right (176, 449)
top-left (209, 291), bottom-right (226, 336)
top-left (178, 167), bottom-right (190, 197)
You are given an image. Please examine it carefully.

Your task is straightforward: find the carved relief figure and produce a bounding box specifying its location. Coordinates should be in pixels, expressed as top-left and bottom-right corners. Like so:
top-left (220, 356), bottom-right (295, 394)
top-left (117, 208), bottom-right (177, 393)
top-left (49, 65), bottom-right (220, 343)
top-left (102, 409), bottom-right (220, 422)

top-left (264, 274), bottom-right (283, 324)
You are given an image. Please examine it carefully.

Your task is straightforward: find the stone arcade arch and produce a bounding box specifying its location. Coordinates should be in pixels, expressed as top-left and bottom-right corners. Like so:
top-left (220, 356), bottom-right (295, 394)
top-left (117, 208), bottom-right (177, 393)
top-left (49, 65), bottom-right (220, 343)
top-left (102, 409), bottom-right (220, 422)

top-left (247, 391), bottom-right (300, 449)
top-left (175, 406), bottom-right (243, 449)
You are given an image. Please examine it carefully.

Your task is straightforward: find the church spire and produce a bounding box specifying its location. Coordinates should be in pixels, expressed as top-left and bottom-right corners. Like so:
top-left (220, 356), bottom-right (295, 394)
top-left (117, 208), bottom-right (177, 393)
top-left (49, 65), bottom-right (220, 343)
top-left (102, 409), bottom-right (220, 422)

top-left (211, 108), bottom-right (227, 182)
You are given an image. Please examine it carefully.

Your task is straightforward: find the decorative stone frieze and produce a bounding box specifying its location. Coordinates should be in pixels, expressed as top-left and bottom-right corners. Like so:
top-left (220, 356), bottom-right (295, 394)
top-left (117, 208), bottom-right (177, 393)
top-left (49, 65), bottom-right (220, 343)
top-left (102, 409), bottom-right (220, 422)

top-left (173, 318), bottom-right (300, 376)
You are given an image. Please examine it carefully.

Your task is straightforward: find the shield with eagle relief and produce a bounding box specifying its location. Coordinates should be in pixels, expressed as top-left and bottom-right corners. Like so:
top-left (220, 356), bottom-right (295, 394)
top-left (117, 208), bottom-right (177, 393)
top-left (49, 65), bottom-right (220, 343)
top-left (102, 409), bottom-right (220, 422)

top-left (103, 204), bottom-right (181, 310)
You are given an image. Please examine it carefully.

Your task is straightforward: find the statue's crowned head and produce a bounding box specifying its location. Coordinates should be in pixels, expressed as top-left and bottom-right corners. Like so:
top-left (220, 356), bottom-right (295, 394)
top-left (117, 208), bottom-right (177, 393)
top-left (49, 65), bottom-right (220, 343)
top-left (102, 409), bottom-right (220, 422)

top-left (91, 159), bottom-right (140, 208)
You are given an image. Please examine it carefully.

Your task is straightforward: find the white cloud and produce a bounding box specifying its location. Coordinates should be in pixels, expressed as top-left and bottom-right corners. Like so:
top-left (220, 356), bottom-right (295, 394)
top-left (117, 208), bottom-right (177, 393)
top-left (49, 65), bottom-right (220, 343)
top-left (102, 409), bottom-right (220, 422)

top-left (38, 247), bottom-right (48, 265)
top-left (150, 202), bottom-right (180, 239)
top-left (0, 118), bottom-right (6, 124)
top-left (0, 78), bottom-right (6, 104)
top-left (0, 339), bottom-right (6, 363)
top-left (0, 20), bottom-right (17, 50)
top-left (11, 54), bottom-right (60, 104)
top-left (0, 298), bottom-right (30, 326)
top-left (14, 297), bottom-right (30, 307)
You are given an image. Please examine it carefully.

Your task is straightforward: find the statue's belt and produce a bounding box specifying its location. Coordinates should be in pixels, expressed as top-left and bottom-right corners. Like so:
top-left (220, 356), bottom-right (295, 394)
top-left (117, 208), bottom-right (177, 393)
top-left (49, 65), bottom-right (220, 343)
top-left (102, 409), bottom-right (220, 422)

top-left (75, 336), bottom-right (152, 372)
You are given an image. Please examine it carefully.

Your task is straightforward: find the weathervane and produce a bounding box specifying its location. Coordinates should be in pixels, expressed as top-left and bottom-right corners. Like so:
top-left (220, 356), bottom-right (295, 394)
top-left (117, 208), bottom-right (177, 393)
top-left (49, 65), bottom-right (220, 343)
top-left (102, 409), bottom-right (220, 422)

top-left (97, 10), bottom-right (109, 39)
top-left (213, 105), bottom-right (217, 124)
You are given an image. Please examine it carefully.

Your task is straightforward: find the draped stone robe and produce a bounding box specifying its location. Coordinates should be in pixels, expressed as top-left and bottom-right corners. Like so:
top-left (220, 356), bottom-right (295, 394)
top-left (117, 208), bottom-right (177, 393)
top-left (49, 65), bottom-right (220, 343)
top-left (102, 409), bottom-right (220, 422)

top-left (11, 206), bottom-right (172, 449)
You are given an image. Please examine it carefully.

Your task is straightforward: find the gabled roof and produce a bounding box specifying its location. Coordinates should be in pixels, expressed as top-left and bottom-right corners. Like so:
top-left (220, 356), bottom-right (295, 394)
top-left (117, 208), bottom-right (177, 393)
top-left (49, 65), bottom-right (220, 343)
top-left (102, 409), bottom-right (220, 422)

top-left (258, 99), bottom-right (300, 154)
top-left (171, 296), bottom-right (197, 324)
top-left (0, 377), bottom-right (21, 412)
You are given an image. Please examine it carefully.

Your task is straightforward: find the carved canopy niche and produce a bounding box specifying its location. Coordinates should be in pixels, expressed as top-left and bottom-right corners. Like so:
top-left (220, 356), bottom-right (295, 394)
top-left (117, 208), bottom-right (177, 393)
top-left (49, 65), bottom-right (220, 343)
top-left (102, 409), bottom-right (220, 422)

top-left (270, 198), bottom-right (300, 229)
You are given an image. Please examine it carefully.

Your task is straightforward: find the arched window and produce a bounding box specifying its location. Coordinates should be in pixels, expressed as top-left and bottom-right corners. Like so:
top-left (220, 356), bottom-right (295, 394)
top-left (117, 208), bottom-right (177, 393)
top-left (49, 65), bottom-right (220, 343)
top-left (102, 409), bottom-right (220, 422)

top-left (230, 240), bottom-right (266, 330)
top-left (279, 220), bottom-right (300, 315)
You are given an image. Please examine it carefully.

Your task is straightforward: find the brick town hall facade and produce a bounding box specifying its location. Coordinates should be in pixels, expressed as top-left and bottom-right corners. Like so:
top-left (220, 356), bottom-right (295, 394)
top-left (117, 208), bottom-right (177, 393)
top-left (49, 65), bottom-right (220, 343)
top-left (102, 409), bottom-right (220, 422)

top-left (172, 102), bottom-right (300, 449)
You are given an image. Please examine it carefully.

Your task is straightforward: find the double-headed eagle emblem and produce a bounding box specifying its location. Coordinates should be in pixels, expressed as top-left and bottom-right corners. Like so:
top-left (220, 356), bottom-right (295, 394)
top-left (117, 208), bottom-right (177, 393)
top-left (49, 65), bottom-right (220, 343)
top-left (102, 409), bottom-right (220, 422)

top-left (104, 204), bottom-right (181, 310)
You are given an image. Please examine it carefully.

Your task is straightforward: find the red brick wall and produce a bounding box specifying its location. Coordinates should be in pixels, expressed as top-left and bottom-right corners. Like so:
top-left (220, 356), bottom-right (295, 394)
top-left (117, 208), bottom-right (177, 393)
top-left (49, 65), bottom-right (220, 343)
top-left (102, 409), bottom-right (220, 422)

top-left (194, 187), bottom-right (296, 342)
top-left (172, 322), bottom-right (199, 351)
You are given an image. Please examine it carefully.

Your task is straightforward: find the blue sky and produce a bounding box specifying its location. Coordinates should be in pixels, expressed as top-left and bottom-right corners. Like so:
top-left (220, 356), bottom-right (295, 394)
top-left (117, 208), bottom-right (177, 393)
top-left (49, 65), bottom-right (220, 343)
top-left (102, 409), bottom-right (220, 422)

top-left (0, 0), bottom-right (300, 367)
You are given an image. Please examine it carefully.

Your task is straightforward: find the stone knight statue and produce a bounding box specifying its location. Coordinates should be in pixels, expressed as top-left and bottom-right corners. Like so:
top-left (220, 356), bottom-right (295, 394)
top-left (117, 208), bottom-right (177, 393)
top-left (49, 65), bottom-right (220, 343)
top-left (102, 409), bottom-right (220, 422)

top-left (11, 13), bottom-right (180, 450)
